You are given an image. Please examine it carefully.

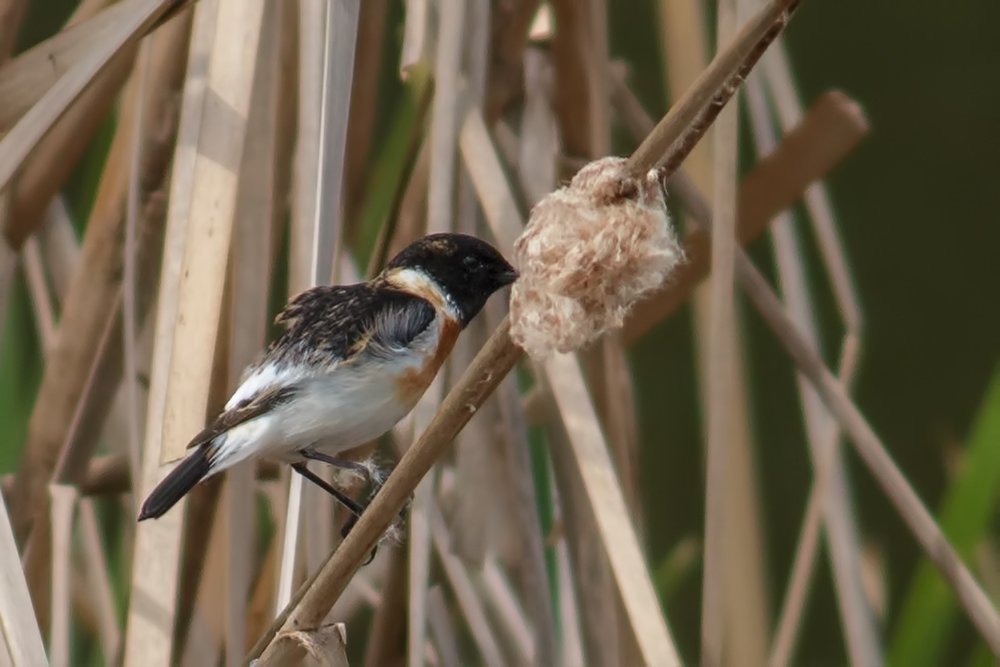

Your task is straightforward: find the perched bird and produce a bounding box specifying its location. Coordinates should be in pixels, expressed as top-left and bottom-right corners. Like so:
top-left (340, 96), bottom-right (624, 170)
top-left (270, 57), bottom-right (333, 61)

top-left (138, 232), bottom-right (518, 526)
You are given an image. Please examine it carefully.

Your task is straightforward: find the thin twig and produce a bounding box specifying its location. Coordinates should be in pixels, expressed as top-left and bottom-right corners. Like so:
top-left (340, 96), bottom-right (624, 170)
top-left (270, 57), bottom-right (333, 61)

top-left (625, 0), bottom-right (801, 179)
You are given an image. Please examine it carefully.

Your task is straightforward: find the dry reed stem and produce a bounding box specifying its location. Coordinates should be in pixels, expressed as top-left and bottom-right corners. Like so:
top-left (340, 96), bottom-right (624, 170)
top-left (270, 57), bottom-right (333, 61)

top-left (655, 1), bottom-right (770, 661)
top-left (407, 3), bottom-right (467, 660)
top-left (700, 0), bottom-right (740, 662)
top-left (361, 546), bottom-right (407, 667)
top-left (343, 0), bottom-right (388, 228)
top-left (743, 71), bottom-right (876, 666)
top-left (480, 559), bottom-right (534, 665)
top-left (625, 0), bottom-right (800, 179)
top-left (276, 0), bottom-right (325, 614)
top-left (408, 377), bottom-right (444, 667)
top-left (620, 88), bottom-right (868, 343)
top-left (483, 0), bottom-right (541, 122)
top-left (3, 0), bottom-right (134, 251)
top-left (225, 0), bottom-right (283, 660)
top-left (120, 0), bottom-right (219, 663)
top-left (0, 486), bottom-right (47, 667)
top-left (429, 504), bottom-right (505, 667)
top-left (47, 484), bottom-right (77, 667)
top-left (426, 586), bottom-right (462, 667)
top-left (0, 0), bottom-right (126, 134)
top-left (78, 498), bottom-right (122, 664)
top-left (288, 623), bottom-right (349, 667)
top-left (493, 356), bottom-right (559, 664)
top-left (0, 0), bottom-right (182, 195)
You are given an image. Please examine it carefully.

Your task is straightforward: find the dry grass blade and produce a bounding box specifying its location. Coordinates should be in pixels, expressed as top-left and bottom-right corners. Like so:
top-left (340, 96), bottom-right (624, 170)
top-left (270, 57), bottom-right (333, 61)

top-left (700, 0), bottom-right (741, 662)
top-left (625, 0), bottom-right (800, 178)
top-left (286, 623), bottom-right (349, 667)
top-left (619, 88), bottom-right (868, 343)
top-left (429, 504), bottom-right (505, 667)
top-left (0, 0), bottom-right (138, 134)
top-left (48, 484), bottom-right (77, 667)
top-left (0, 0), bottom-right (183, 194)
top-left (0, 479), bottom-right (47, 667)
top-left (120, 0), bottom-right (219, 663)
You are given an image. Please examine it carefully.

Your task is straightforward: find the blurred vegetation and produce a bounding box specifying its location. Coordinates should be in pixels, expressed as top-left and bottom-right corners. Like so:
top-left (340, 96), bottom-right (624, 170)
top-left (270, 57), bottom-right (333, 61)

top-left (2, 0), bottom-right (999, 665)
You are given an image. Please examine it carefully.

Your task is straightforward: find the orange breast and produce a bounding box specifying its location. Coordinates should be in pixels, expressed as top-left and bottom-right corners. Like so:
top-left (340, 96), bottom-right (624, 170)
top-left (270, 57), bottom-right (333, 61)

top-left (394, 317), bottom-right (462, 406)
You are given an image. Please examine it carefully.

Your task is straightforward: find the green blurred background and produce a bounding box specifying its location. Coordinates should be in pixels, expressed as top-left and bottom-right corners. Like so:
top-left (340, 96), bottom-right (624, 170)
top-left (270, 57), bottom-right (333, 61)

top-left (4, 1), bottom-right (1000, 665)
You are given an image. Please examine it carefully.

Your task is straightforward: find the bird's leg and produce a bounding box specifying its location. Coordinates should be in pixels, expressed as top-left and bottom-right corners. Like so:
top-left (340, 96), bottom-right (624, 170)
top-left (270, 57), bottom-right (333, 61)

top-left (292, 459), bottom-right (380, 566)
top-left (290, 462), bottom-right (364, 518)
top-left (300, 448), bottom-right (374, 485)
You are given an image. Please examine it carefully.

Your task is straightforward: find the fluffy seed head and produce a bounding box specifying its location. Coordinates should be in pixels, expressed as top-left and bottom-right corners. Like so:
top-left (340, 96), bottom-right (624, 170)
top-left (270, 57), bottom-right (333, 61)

top-left (509, 156), bottom-right (685, 359)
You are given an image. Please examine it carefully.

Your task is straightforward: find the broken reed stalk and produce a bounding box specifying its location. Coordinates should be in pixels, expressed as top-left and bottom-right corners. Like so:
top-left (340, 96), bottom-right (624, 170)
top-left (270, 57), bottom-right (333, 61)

top-left (249, 2), bottom-right (805, 663)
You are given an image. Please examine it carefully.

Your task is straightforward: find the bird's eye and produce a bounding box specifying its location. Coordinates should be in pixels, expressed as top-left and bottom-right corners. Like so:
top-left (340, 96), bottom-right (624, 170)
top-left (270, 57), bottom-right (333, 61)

top-left (462, 255), bottom-right (481, 270)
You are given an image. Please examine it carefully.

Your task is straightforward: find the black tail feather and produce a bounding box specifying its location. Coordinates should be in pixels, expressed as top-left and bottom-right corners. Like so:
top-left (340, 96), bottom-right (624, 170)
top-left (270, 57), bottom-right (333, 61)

top-left (138, 446), bottom-right (213, 521)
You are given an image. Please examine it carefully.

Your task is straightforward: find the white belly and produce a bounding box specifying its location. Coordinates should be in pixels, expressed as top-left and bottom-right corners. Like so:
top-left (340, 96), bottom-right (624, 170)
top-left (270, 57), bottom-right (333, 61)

top-left (209, 322), bottom-right (442, 471)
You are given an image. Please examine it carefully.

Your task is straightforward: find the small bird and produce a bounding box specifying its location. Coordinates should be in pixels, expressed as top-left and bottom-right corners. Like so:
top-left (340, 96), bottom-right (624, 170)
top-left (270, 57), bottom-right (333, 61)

top-left (138, 232), bottom-right (518, 527)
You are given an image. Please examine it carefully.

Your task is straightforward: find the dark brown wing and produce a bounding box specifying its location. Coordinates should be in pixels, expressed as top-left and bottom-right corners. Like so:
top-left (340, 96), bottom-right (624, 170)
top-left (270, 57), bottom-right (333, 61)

top-left (263, 283), bottom-right (436, 367)
top-left (186, 385), bottom-right (297, 450)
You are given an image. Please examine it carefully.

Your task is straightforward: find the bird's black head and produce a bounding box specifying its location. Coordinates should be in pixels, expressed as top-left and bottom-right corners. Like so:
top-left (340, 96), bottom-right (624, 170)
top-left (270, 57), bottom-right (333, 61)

top-left (386, 233), bottom-right (518, 325)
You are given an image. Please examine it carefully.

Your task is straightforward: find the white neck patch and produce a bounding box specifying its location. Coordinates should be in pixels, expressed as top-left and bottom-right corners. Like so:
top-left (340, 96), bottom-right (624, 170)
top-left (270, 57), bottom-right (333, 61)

top-left (388, 267), bottom-right (462, 320)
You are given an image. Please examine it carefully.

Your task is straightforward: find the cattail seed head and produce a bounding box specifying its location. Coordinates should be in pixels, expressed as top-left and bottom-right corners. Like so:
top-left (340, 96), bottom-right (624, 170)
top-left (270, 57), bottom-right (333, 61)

top-left (509, 156), bottom-right (685, 359)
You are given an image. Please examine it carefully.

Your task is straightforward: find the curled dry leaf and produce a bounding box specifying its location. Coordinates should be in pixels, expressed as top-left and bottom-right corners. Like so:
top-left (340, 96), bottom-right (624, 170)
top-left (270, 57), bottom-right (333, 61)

top-left (509, 156), bottom-right (685, 359)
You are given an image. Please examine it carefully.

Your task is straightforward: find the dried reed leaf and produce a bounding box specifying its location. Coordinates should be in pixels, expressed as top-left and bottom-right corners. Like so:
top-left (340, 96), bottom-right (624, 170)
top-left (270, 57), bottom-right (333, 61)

top-left (0, 481), bottom-right (47, 667)
top-left (361, 546), bottom-right (405, 667)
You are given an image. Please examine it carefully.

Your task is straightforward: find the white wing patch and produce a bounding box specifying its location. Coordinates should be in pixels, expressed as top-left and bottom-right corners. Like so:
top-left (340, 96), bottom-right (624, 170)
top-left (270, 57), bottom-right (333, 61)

top-left (226, 363), bottom-right (306, 410)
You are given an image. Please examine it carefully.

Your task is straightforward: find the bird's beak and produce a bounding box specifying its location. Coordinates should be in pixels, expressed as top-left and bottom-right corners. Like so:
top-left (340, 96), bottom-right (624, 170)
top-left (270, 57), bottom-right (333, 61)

top-left (502, 269), bottom-right (520, 285)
